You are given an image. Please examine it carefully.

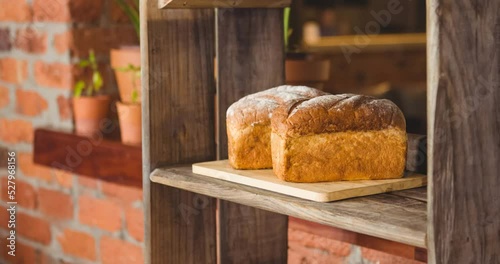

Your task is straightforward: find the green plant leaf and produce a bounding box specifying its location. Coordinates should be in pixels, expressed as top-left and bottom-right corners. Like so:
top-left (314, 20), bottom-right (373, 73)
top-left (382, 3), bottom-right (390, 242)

top-left (73, 80), bottom-right (85, 97)
top-left (131, 89), bottom-right (139, 103)
top-left (115, 0), bottom-right (140, 39)
top-left (89, 49), bottom-right (98, 71)
top-left (93, 71), bottom-right (103, 92)
top-left (284, 7), bottom-right (291, 50)
top-left (78, 60), bottom-right (90, 68)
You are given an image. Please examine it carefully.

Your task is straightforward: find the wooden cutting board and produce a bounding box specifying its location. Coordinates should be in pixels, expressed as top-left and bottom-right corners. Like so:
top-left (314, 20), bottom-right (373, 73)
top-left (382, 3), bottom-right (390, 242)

top-left (192, 160), bottom-right (427, 202)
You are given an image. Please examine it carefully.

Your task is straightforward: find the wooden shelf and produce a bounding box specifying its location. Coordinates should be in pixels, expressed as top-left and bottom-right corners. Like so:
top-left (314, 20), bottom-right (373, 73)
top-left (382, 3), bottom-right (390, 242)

top-left (305, 33), bottom-right (426, 53)
top-left (159, 0), bottom-right (291, 9)
top-left (34, 129), bottom-right (142, 188)
top-left (150, 166), bottom-right (427, 248)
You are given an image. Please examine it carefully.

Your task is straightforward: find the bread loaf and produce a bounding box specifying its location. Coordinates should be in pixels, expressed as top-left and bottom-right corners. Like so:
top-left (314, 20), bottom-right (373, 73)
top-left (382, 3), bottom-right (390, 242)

top-left (271, 94), bottom-right (407, 182)
top-left (226, 86), bottom-right (325, 169)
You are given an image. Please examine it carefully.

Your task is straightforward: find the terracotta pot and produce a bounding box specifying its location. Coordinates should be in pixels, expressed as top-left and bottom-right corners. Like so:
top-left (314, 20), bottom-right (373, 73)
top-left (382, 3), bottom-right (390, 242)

top-left (111, 47), bottom-right (141, 104)
top-left (72, 95), bottom-right (111, 136)
top-left (285, 59), bottom-right (331, 90)
top-left (116, 102), bottom-right (142, 145)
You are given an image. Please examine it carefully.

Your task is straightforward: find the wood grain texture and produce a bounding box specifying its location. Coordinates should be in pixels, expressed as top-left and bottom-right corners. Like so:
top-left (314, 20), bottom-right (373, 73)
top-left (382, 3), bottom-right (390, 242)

top-left (193, 160), bottom-right (427, 202)
top-left (151, 166), bottom-right (428, 248)
top-left (159, 0), bottom-right (290, 9)
top-left (216, 8), bottom-right (288, 264)
top-left (427, 0), bottom-right (500, 263)
top-left (141, 1), bottom-right (217, 263)
top-left (33, 129), bottom-right (142, 188)
top-left (390, 187), bottom-right (427, 202)
top-left (216, 8), bottom-right (285, 159)
top-left (289, 217), bottom-right (427, 262)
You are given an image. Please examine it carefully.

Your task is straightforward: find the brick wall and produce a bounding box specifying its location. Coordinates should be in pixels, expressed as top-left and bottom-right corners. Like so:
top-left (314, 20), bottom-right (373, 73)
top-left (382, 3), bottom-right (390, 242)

top-left (0, 0), bottom-right (141, 263)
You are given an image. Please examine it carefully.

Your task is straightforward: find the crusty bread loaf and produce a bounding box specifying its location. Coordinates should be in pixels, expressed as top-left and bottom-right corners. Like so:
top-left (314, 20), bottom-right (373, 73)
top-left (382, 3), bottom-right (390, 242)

top-left (271, 94), bottom-right (407, 182)
top-left (226, 85), bottom-right (326, 169)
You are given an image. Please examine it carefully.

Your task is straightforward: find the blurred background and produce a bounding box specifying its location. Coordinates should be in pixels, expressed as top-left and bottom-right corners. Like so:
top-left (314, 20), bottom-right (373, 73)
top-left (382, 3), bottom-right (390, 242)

top-left (0, 0), bottom-right (426, 263)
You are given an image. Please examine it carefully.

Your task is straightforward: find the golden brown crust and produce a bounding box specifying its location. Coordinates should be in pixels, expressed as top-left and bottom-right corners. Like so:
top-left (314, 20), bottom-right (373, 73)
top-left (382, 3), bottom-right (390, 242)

top-left (272, 129), bottom-right (407, 182)
top-left (272, 94), bottom-right (406, 137)
top-left (227, 85), bottom-right (325, 169)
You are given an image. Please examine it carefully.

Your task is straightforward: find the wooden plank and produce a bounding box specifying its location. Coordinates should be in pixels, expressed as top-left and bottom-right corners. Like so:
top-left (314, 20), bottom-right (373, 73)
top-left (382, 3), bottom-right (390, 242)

top-left (289, 217), bottom-right (427, 262)
top-left (140, 0), bottom-right (217, 263)
top-left (193, 160), bottom-right (427, 202)
top-left (159, 0), bottom-right (290, 9)
top-left (390, 187), bottom-right (427, 203)
top-left (33, 128), bottom-right (142, 188)
top-left (305, 33), bottom-right (426, 53)
top-left (427, 0), bottom-right (500, 263)
top-left (151, 166), bottom-right (428, 248)
top-left (215, 8), bottom-right (288, 264)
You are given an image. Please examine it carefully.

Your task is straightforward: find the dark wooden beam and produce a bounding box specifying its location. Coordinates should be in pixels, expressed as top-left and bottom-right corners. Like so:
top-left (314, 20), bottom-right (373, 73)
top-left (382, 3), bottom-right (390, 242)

top-left (427, 0), bottom-right (500, 262)
top-left (216, 8), bottom-right (288, 263)
top-left (141, 1), bottom-right (217, 263)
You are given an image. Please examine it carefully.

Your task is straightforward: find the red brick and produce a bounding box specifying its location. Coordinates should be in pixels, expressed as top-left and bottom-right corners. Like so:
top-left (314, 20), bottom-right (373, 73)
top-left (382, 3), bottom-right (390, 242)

top-left (288, 228), bottom-right (351, 257)
top-left (57, 228), bottom-right (96, 260)
top-left (288, 241), bottom-right (345, 264)
top-left (18, 152), bottom-right (52, 181)
top-left (109, 0), bottom-right (134, 23)
top-left (56, 95), bottom-right (72, 120)
top-left (0, 58), bottom-right (28, 84)
top-left (1, 241), bottom-right (40, 264)
top-left (54, 31), bottom-right (71, 54)
top-left (16, 89), bottom-right (48, 116)
top-left (54, 169), bottom-right (73, 188)
top-left (0, 178), bottom-right (37, 209)
top-left (17, 212), bottom-right (51, 244)
top-left (69, 0), bottom-right (104, 22)
top-left (0, 85), bottom-right (9, 108)
top-left (33, 0), bottom-right (70, 22)
top-left (101, 181), bottom-right (142, 204)
top-left (125, 207), bottom-right (143, 242)
top-left (78, 195), bottom-right (122, 231)
top-left (71, 27), bottom-right (138, 57)
top-left (78, 175), bottom-right (99, 189)
top-left (0, 28), bottom-right (11, 51)
top-left (15, 28), bottom-right (47, 54)
top-left (38, 188), bottom-right (73, 220)
top-left (0, 204), bottom-right (8, 230)
top-left (34, 61), bottom-right (72, 89)
top-left (100, 236), bottom-right (143, 264)
top-left (361, 247), bottom-right (425, 264)
top-left (0, 0), bottom-right (32, 22)
top-left (0, 119), bottom-right (33, 143)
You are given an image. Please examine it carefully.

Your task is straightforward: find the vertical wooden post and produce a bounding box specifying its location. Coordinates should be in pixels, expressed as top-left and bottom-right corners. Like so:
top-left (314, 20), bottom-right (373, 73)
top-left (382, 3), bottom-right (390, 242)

top-left (141, 1), bottom-right (217, 263)
top-left (216, 8), bottom-right (289, 263)
top-left (427, 0), bottom-right (500, 263)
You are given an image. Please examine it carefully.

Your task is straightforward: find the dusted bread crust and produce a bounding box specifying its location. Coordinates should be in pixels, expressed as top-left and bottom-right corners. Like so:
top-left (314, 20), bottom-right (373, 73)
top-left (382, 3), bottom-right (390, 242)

top-left (227, 86), bottom-right (325, 169)
top-left (272, 94), bottom-right (406, 137)
top-left (271, 94), bottom-right (407, 182)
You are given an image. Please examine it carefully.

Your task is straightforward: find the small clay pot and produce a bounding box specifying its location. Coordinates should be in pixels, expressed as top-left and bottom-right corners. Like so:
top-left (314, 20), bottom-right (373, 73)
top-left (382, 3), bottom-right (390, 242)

top-left (72, 95), bottom-right (111, 136)
top-left (116, 102), bottom-right (142, 145)
top-left (285, 59), bottom-right (331, 90)
top-left (111, 47), bottom-right (141, 103)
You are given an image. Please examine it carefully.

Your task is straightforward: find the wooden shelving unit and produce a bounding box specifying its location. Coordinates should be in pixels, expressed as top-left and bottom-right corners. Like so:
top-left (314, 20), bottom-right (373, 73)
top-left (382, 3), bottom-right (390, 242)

top-left (150, 166), bottom-right (427, 248)
top-left (141, 0), bottom-right (499, 263)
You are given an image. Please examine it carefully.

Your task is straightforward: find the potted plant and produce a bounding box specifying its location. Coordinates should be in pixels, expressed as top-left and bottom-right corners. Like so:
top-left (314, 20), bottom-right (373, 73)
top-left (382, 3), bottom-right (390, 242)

top-left (111, 0), bottom-right (141, 103)
top-left (284, 7), bottom-right (331, 90)
top-left (115, 65), bottom-right (142, 145)
top-left (73, 50), bottom-right (111, 136)
top-left (112, 0), bottom-right (142, 145)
